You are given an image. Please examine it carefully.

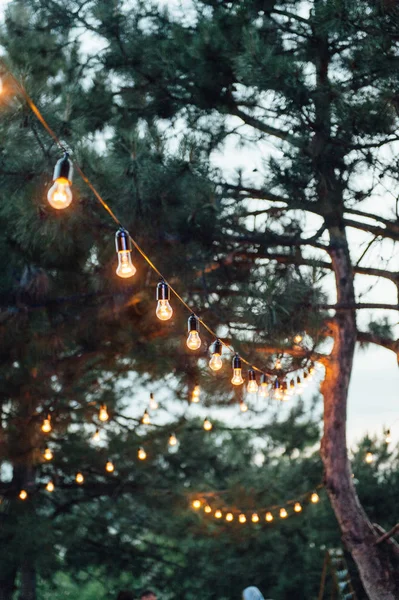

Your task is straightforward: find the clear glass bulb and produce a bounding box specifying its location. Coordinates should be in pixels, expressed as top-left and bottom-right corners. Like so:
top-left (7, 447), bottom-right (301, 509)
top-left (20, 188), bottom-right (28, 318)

top-left (99, 405), bottom-right (109, 422)
top-left (47, 178), bottom-right (73, 210)
top-left (116, 250), bottom-right (136, 278)
top-left (265, 512), bottom-right (273, 522)
top-left (365, 452), bottom-right (374, 464)
top-left (149, 394), bottom-right (159, 410)
top-left (239, 514), bottom-right (246, 524)
top-left (294, 502), bottom-right (302, 513)
top-left (106, 461), bottom-right (115, 473)
top-left (46, 481), bottom-right (55, 493)
top-left (252, 513), bottom-right (259, 523)
top-left (274, 387), bottom-right (283, 401)
top-left (280, 508), bottom-right (288, 519)
top-left (186, 331), bottom-right (201, 350)
top-left (203, 418), bottom-right (213, 431)
top-left (138, 447), bottom-right (147, 460)
top-left (247, 380), bottom-right (258, 394)
top-left (385, 431), bottom-right (392, 444)
top-left (191, 385), bottom-right (200, 402)
top-left (214, 510), bottom-right (222, 519)
top-left (204, 505), bottom-right (212, 514)
top-left (226, 512), bottom-right (234, 522)
top-left (76, 472), bottom-right (84, 484)
top-left (311, 492), bottom-right (319, 503)
top-left (259, 384), bottom-right (268, 398)
top-left (209, 353), bottom-right (223, 371)
top-left (43, 448), bottom-right (53, 461)
top-left (231, 368), bottom-right (244, 386)
top-left (92, 429), bottom-right (100, 442)
top-left (19, 490), bottom-right (28, 500)
top-left (41, 417), bottom-right (52, 433)
top-left (169, 433), bottom-right (177, 447)
top-left (142, 411), bottom-right (150, 425)
top-left (192, 500), bottom-right (201, 510)
top-left (240, 402), bottom-right (248, 413)
top-left (156, 299), bottom-right (173, 321)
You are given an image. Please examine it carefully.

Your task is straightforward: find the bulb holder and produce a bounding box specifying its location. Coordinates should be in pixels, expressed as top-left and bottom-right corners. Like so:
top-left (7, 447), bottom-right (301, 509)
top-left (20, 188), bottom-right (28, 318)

top-left (297, 375), bottom-right (301, 385)
top-left (188, 314), bottom-right (199, 333)
top-left (282, 381), bottom-right (288, 391)
top-left (274, 378), bottom-right (281, 389)
top-left (232, 354), bottom-right (242, 370)
top-left (115, 228), bottom-right (132, 253)
top-left (156, 280), bottom-right (170, 301)
top-left (260, 373), bottom-right (268, 386)
top-left (248, 368), bottom-right (256, 382)
top-left (211, 339), bottom-right (222, 356)
top-left (53, 153), bottom-right (73, 182)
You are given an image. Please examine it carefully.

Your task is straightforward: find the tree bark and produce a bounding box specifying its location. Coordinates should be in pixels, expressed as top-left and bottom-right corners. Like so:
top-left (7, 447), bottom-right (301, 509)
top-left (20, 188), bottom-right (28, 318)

top-left (0, 568), bottom-right (17, 600)
top-left (18, 560), bottom-right (36, 600)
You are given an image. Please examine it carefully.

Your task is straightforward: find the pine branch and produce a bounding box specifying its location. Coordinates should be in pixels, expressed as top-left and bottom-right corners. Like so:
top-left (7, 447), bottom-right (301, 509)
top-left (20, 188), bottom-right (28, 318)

top-left (231, 107), bottom-right (302, 147)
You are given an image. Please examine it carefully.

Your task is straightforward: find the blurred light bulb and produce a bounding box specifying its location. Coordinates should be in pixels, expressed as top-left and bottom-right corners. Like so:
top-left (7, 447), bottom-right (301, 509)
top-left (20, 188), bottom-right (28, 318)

top-left (296, 375), bottom-right (302, 388)
top-left (209, 339), bottom-right (223, 371)
top-left (43, 448), bottom-right (53, 461)
top-left (191, 384), bottom-right (200, 403)
top-left (214, 510), bottom-right (222, 519)
top-left (187, 314), bottom-right (201, 350)
top-left (19, 490), bottom-right (28, 501)
top-left (75, 472), bottom-right (84, 484)
top-left (365, 452), bottom-right (374, 464)
top-left (280, 508), bottom-right (288, 519)
top-left (138, 447), bottom-right (147, 460)
top-left (204, 505), bottom-right (212, 514)
top-left (251, 513), bottom-right (259, 523)
top-left (311, 492), bottom-right (319, 503)
top-left (265, 512), bottom-right (273, 522)
top-left (294, 334), bottom-right (303, 344)
top-left (192, 499), bottom-right (201, 510)
top-left (309, 362), bottom-right (316, 376)
top-left (115, 229), bottom-right (136, 278)
top-left (149, 393), bottom-right (159, 410)
top-left (92, 429), bottom-right (100, 442)
top-left (231, 354), bottom-right (244, 386)
top-left (259, 374), bottom-right (268, 397)
top-left (156, 281), bottom-right (173, 320)
top-left (289, 379), bottom-right (296, 395)
top-left (142, 410), bottom-right (150, 425)
top-left (41, 415), bottom-right (52, 433)
top-left (239, 513), bottom-right (247, 524)
top-left (275, 359), bottom-right (282, 369)
top-left (46, 481), bottom-right (55, 493)
top-left (247, 369), bottom-right (258, 394)
top-left (99, 405), bottom-right (109, 422)
top-left (385, 430), bottom-right (392, 444)
top-left (226, 512), bottom-right (234, 522)
top-left (168, 433), bottom-right (178, 447)
top-left (106, 461), bottom-right (115, 473)
top-left (203, 418), bottom-right (213, 431)
top-left (274, 379), bottom-right (283, 401)
top-left (294, 502), bottom-right (302, 513)
top-left (240, 401), bottom-right (248, 413)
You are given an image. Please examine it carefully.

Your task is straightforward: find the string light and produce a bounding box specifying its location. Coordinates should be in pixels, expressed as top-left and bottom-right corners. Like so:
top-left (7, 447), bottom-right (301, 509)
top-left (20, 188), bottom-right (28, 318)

top-left (204, 504), bottom-right (212, 514)
top-left (259, 373), bottom-right (268, 398)
top-left (275, 358), bottom-right (282, 370)
top-left (47, 153), bottom-right (73, 210)
top-left (385, 429), bottom-right (392, 444)
top-left (98, 405), bottom-right (109, 422)
top-left (92, 428), bottom-right (100, 442)
top-left (141, 409), bottom-right (150, 425)
top-left (187, 314), bottom-right (201, 350)
top-left (294, 334), bottom-right (303, 344)
top-left (75, 472), bottom-right (84, 484)
top-left (46, 481), bottom-right (55, 493)
top-left (168, 433), bottom-right (178, 447)
top-left (41, 415), bottom-right (52, 433)
top-left (226, 512), bottom-right (234, 522)
top-left (156, 280), bottom-right (173, 321)
top-left (19, 490), bottom-right (28, 501)
top-left (247, 368), bottom-right (258, 394)
top-left (43, 447), bottom-right (53, 461)
top-left (265, 512), bottom-right (273, 522)
top-left (115, 228), bottom-right (136, 278)
top-left (240, 400), bottom-right (248, 413)
top-left (365, 451), bottom-right (374, 464)
top-left (149, 392), bottom-right (159, 410)
top-left (209, 339), bottom-right (223, 371)
top-left (294, 502), bottom-right (302, 513)
top-left (274, 378), bottom-right (283, 401)
top-left (239, 513), bottom-right (247, 524)
top-left (138, 447), bottom-right (147, 460)
top-left (203, 417), bottom-right (213, 431)
top-left (280, 508), bottom-right (288, 519)
top-left (191, 384), bottom-right (201, 403)
top-left (214, 509), bottom-right (222, 519)
top-left (231, 354), bottom-right (244, 386)
top-left (192, 499), bottom-right (201, 510)
top-left (105, 461), bottom-right (115, 473)
top-left (311, 492), bottom-right (319, 503)
top-left (251, 513), bottom-right (260, 523)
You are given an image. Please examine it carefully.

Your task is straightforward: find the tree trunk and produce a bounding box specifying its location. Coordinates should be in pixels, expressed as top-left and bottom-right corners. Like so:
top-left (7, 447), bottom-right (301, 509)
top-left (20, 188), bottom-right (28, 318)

top-left (18, 560), bottom-right (36, 600)
top-left (321, 226), bottom-right (399, 599)
top-left (0, 568), bottom-right (17, 600)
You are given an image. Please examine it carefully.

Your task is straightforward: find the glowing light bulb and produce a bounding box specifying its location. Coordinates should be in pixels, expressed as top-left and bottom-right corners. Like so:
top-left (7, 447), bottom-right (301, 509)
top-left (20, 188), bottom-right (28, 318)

top-left (138, 447), bottom-right (147, 460)
top-left (156, 281), bottom-right (173, 320)
top-left (47, 154), bottom-right (73, 210)
top-left (209, 339), bottom-right (223, 371)
top-left (239, 513), bottom-right (247, 524)
top-left (274, 378), bottom-right (283, 401)
top-left (247, 368), bottom-right (258, 394)
top-left (204, 505), bottom-right (212, 514)
top-left (115, 228), bottom-right (136, 278)
top-left (265, 512), bottom-right (273, 522)
top-left (46, 481), bottom-right (55, 493)
top-left (92, 429), bottom-right (100, 442)
top-left (294, 334), bottom-right (303, 344)
top-left (240, 401), bottom-right (248, 413)
top-left (191, 384), bottom-right (200, 403)
top-left (226, 512), bottom-right (234, 522)
top-left (43, 448), bottom-right (53, 461)
top-left (19, 490), bottom-right (28, 501)
top-left (275, 358), bottom-right (282, 370)
top-left (149, 393), bottom-right (159, 410)
top-left (259, 373), bottom-right (268, 398)
top-left (294, 502), bottom-right (302, 513)
top-left (99, 405), bottom-right (109, 422)
top-left (296, 375), bottom-right (302, 388)
top-left (231, 354), bottom-right (244, 386)
top-left (187, 315), bottom-right (201, 350)
top-left (75, 472), bottom-right (84, 484)
top-left (168, 433), bottom-right (178, 447)
top-left (192, 499), bottom-right (201, 510)
top-left (385, 429), bottom-right (392, 444)
top-left (142, 410), bottom-right (150, 425)
top-left (251, 513), bottom-right (259, 523)
top-left (365, 452), bottom-right (374, 464)
top-left (214, 510), bottom-right (222, 519)
top-left (203, 417), bottom-right (213, 431)
top-left (309, 362), bottom-right (316, 376)
top-left (280, 508), bottom-right (288, 519)
top-left (41, 415), bottom-right (52, 433)
top-left (289, 379), bottom-right (296, 395)
top-left (311, 492), bottom-right (319, 503)
top-left (105, 461), bottom-right (115, 473)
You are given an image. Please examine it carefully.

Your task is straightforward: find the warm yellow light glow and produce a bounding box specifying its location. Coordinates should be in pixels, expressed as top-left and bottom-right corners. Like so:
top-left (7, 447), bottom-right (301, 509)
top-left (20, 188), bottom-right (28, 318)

top-left (142, 410), bottom-right (150, 425)
top-left (294, 334), bottom-right (303, 344)
top-left (46, 481), bottom-right (55, 493)
top-left (226, 512), bottom-right (234, 522)
top-left (149, 393), bottom-right (159, 410)
top-left (275, 359), bottom-right (282, 369)
top-left (274, 387), bottom-right (283, 401)
top-left (280, 508), bottom-right (288, 519)
top-left (238, 513), bottom-right (247, 524)
top-left (204, 504), bottom-right (212, 514)
top-left (99, 405), bottom-right (109, 422)
top-left (311, 492), bottom-right (319, 503)
top-left (192, 499), bottom-right (201, 510)
top-left (259, 383), bottom-right (268, 398)
top-left (116, 249), bottom-right (137, 278)
top-left (156, 299), bottom-right (173, 321)
top-left (251, 513), bottom-right (259, 523)
top-left (240, 401), bottom-right (248, 413)
top-left (168, 433), bottom-right (178, 447)
top-left (265, 512), bottom-right (273, 522)
top-left (231, 368), bottom-right (244, 386)
top-left (138, 447), bottom-right (147, 460)
top-left (247, 380), bottom-right (258, 394)
top-left (43, 448), bottom-right (53, 461)
top-left (75, 472), bottom-right (84, 484)
top-left (385, 430), bottom-right (392, 444)
top-left (365, 452), bottom-right (374, 464)
top-left (214, 510), bottom-right (222, 519)
top-left (41, 416), bottom-right (52, 433)
top-left (209, 353), bottom-right (223, 371)
top-left (92, 429), bottom-right (100, 442)
top-left (19, 489), bottom-right (28, 501)
top-left (203, 418), bottom-right (213, 431)
top-left (47, 177), bottom-right (73, 210)
top-left (106, 461), bottom-right (115, 473)
top-left (187, 330), bottom-right (201, 350)
top-left (294, 502), bottom-right (302, 513)
top-left (191, 384), bottom-right (201, 403)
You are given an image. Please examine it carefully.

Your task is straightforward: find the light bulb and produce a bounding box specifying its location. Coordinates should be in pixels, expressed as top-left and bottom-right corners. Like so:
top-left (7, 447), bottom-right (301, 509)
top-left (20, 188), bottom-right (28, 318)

top-left (275, 359), bottom-right (282, 369)
top-left (105, 461), bottom-right (115, 473)
top-left (274, 379), bottom-right (283, 401)
top-left (99, 405), bottom-right (109, 422)
top-left (138, 447), bottom-right (147, 460)
top-left (92, 429), bottom-right (100, 442)
top-left (192, 499), bottom-right (201, 510)
top-left (191, 384), bottom-right (200, 403)
top-left (231, 354), bottom-right (244, 386)
top-left (41, 415), bottom-right (52, 433)
top-left (365, 452), bottom-right (374, 464)
top-left (43, 448), bottom-right (53, 461)
top-left (19, 490), bottom-right (28, 501)
top-left (385, 430), bottom-right (392, 444)
top-left (226, 512), bottom-right (234, 522)
top-left (294, 502), bottom-right (302, 513)
top-left (115, 229), bottom-right (136, 278)
top-left (168, 433), bottom-right (178, 447)
top-left (280, 508), bottom-right (288, 519)
top-left (204, 505), bottom-right (212, 514)
top-left (186, 314), bottom-right (201, 350)
top-left (203, 417), bottom-right (213, 431)
top-left (309, 362), bottom-right (316, 376)
top-left (75, 472), bottom-right (84, 484)
top-left (47, 154), bottom-right (73, 210)
top-left (46, 481), bottom-right (55, 493)
top-left (251, 513), bottom-right (259, 523)
top-left (247, 369), bottom-right (258, 394)
top-left (296, 375), bottom-right (302, 388)
top-left (156, 281), bottom-right (173, 320)
top-left (142, 410), bottom-right (150, 425)
top-left (209, 339), bottom-right (223, 371)
top-left (240, 401), bottom-right (248, 413)
top-left (294, 334), bottom-right (303, 344)
top-left (149, 393), bottom-right (159, 410)
top-left (265, 512), bottom-right (273, 522)
top-left (289, 379), bottom-right (296, 395)
top-left (311, 492), bottom-right (319, 503)
top-left (214, 510), bottom-right (222, 519)
top-left (259, 374), bottom-right (268, 397)
top-left (239, 513), bottom-right (247, 524)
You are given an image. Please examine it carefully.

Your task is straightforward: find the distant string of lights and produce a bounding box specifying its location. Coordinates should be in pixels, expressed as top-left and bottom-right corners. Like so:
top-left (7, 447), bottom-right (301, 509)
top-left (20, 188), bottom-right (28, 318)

top-left (0, 64), bottom-right (322, 403)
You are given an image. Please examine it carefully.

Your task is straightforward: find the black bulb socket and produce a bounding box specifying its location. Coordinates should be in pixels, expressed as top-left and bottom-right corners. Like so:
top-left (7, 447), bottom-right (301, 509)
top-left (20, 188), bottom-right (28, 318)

top-left (188, 314), bottom-right (199, 333)
top-left (115, 228), bottom-right (132, 253)
top-left (297, 375), bottom-right (301, 385)
top-left (274, 378), bottom-right (280, 389)
top-left (53, 152), bottom-right (73, 182)
top-left (260, 373), bottom-right (268, 385)
top-left (156, 280), bottom-right (170, 301)
top-left (232, 354), bottom-right (242, 370)
top-left (211, 339), bottom-right (222, 356)
top-left (248, 368), bottom-right (256, 382)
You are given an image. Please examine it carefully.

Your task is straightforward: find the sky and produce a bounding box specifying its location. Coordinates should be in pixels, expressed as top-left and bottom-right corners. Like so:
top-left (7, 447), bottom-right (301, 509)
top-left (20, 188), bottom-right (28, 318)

top-left (0, 0), bottom-right (397, 450)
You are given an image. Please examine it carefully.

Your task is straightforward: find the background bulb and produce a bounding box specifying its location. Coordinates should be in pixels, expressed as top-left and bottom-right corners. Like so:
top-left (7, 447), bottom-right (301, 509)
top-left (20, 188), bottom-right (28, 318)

top-left (187, 331), bottom-right (201, 350)
top-left (209, 353), bottom-right (223, 371)
top-left (156, 299), bottom-right (173, 320)
top-left (116, 250), bottom-right (136, 278)
top-left (47, 178), bottom-right (73, 210)
top-left (247, 380), bottom-right (258, 394)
